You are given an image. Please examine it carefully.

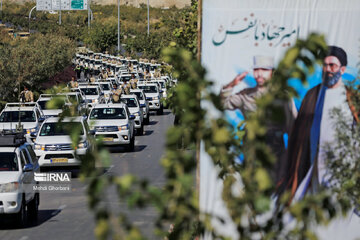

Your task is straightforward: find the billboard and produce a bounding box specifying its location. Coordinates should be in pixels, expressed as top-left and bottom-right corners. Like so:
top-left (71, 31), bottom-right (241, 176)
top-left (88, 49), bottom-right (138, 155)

top-left (200, 0), bottom-right (360, 239)
top-left (36, 0), bottom-right (88, 11)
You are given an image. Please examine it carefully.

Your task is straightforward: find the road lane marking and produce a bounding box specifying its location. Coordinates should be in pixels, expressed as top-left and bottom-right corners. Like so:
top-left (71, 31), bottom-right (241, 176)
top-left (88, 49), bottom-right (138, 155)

top-left (108, 165), bottom-right (114, 172)
top-left (19, 237), bottom-right (29, 240)
top-left (52, 204), bottom-right (67, 216)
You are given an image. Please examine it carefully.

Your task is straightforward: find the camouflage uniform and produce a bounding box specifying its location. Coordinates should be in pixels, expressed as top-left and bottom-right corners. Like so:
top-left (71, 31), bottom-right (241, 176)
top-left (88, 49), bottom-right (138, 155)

top-left (130, 78), bottom-right (138, 89)
top-left (101, 71), bottom-right (108, 80)
top-left (21, 90), bottom-right (34, 102)
top-left (70, 80), bottom-right (79, 88)
top-left (154, 70), bottom-right (161, 79)
top-left (144, 72), bottom-right (151, 81)
top-left (111, 88), bottom-right (123, 103)
top-left (122, 82), bottom-right (131, 95)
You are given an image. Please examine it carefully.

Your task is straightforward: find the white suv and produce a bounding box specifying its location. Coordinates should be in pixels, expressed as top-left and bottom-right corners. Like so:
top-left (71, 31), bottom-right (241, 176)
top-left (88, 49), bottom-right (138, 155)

top-left (0, 133), bottom-right (40, 226)
top-left (120, 95), bottom-right (144, 135)
top-left (138, 83), bottom-right (163, 115)
top-left (88, 104), bottom-right (135, 151)
top-left (34, 117), bottom-right (92, 168)
top-left (78, 85), bottom-right (104, 108)
top-left (37, 94), bottom-right (67, 118)
top-left (130, 89), bottom-right (150, 124)
top-left (0, 103), bottom-right (45, 142)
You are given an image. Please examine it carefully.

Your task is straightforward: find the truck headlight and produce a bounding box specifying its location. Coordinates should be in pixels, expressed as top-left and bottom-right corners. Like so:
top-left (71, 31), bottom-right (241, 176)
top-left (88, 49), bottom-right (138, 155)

top-left (0, 182), bottom-right (19, 193)
top-left (134, 112), bottom-right (140, 117)
top-left (118, 124), bottom-right (128, 131)
top-left (35, 144), bottom-right (45, 151)
top-left (153, 96), bottom-right (159, 100)
top-left (26, 128), bottom-right (37, 134)
top-left (92, 99), bottom-right (98, 103)
top-left (77, 141), bottom-right (88, 149)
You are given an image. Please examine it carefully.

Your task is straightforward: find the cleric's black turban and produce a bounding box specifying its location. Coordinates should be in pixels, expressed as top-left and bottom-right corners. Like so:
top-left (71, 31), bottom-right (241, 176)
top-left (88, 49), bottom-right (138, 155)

top-left (327, 46), bottom-right (347, 66)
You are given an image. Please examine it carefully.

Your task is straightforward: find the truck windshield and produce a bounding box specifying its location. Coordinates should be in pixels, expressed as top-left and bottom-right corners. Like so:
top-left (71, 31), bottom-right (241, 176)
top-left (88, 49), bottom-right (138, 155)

top-left (121, 98), bottom-right (138, 108)
top-left (101, 84), bottom-right (111, 91)
top-left (132, 92), bottom-right (144, 100)
top-left (89, 108), bottom-right (126, 120)
top-left (0, 153), bottom-right (19, 171)
top-left (39, 122), bottom-right (84, 136)
top-left (80, 88), bottom-right (98, 96)
top-left (138, 86), bottom-right (157, 93)
top-left (0, 111), bottom-right (36, 122)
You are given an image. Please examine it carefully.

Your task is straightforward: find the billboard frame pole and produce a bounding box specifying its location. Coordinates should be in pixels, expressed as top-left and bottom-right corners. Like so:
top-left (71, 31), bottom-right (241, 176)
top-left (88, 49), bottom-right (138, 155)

top-left (196, 0), bottom-right (202, 194)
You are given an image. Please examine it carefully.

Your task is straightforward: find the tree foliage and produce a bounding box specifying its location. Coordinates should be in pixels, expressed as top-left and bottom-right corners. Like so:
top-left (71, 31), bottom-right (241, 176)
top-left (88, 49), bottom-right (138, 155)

top-left (0, 2), bottom-right (192, 59)
top-left (0, 33), bottom-right (75, 102)
top-left (173, 0), bottom-right (198, 55)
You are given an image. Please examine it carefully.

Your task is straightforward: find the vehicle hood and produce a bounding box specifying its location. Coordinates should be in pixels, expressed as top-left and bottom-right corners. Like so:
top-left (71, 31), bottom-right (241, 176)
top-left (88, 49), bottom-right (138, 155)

top-left (0, 171), bottom-right (21, 184)
top-left (84, 96), bottom-right (99, 100)
top-left (42, 109), bottom-right (62, 116)
top-left (35, 135), bottom-right (86, 145)
top-left (144, 93), bottom-right (159, 98)
top-left (0, 122), bottom-right (37, 130)
top-left (89, 119), bottom-right (128, 127)
top-left (128, 107), bottom-right (140, 114)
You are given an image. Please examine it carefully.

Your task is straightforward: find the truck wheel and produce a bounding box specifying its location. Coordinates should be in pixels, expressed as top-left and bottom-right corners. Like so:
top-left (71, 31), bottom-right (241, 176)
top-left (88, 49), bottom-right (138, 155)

top-left (144, 116), bottom-right (150, 125)
top-left (127, 135), bottom-right (135, 152)
top-left (137, 125), bottom-right (144, 135)
top-left (157, 106), bottom-right (163, 115)
top-left (16, 197), bottom-right (27, 227)
top-left (28, 193), bottom-right (39, 220)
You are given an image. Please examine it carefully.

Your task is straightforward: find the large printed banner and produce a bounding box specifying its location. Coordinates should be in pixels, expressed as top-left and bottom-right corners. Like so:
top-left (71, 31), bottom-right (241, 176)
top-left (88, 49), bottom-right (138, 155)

top-left (200, 0), bottom-right (360, 239)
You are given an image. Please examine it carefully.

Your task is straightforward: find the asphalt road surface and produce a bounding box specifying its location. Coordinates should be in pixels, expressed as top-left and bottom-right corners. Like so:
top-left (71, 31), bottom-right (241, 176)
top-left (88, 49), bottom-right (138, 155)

top-left (0, 109), bottom-right (174, 240)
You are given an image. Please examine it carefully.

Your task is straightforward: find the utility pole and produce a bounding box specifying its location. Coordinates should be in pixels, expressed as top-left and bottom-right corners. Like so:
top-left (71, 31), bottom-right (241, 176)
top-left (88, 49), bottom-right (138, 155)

top-left (59, 0), bottom-right (62, 25)
top-left (147, 0), bottom-right (149, 36)
top-left (88, 0), bottom-right (91, 30)
top-left (0, 0), bottom-right (3, 23)
top-left (117, 0), bottom-right (120, 53)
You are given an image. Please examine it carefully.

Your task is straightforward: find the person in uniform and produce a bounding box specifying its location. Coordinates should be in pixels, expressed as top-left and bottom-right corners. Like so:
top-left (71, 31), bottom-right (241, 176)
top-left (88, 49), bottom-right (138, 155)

top-left (74, 64), bottom-right (82, 80)
top-left (100, 69), bottom-right (108, 80)
top-left (20, 86), bottom-right (34, 102)
top-left (144, 69), bottom-right (151, 81)
top-left (69, 76), bottom-right (79, 88)
top-left (128, 62), bottom-right (134, 73)
top-left (83, 65), bottom-right (90, 80)
top-left (221, 56), bottom-right (297, 180)
top-left (111, 84), bottom-right (123, 103)
top-left (121, 80), bottom-right (131, 95)
top-left (106, 67), bottom-right (114, 78)
top-left (154, 68), bottom-right (161, 79)
top-left (130, 74), bottom-right (138, 89)
top-left (121, 79), bottom-right (131, 95)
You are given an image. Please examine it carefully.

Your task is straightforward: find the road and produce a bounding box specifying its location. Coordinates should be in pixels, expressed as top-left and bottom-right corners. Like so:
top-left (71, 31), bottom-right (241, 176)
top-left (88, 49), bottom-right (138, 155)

top-left (0, 110), bottom-right (174, 240)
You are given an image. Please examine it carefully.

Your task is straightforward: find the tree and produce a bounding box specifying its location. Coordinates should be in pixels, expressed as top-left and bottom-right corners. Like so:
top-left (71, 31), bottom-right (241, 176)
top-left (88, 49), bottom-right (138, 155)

top-left (82, 18), bottom-right (118, 54)
top-left (0, 33), bottom-right (75, 102)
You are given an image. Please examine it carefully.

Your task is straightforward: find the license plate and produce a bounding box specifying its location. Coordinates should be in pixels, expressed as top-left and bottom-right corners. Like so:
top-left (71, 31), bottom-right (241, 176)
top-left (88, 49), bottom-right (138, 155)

top-left (51, 158), bottom-right (68, 163)
top-left (103, 137), bottom-right (113, 142)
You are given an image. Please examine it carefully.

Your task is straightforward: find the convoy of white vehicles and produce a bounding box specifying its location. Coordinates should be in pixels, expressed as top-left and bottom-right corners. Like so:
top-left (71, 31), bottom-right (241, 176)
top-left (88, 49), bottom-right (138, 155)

top-left (0, 50), bottom-right (176, 225)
